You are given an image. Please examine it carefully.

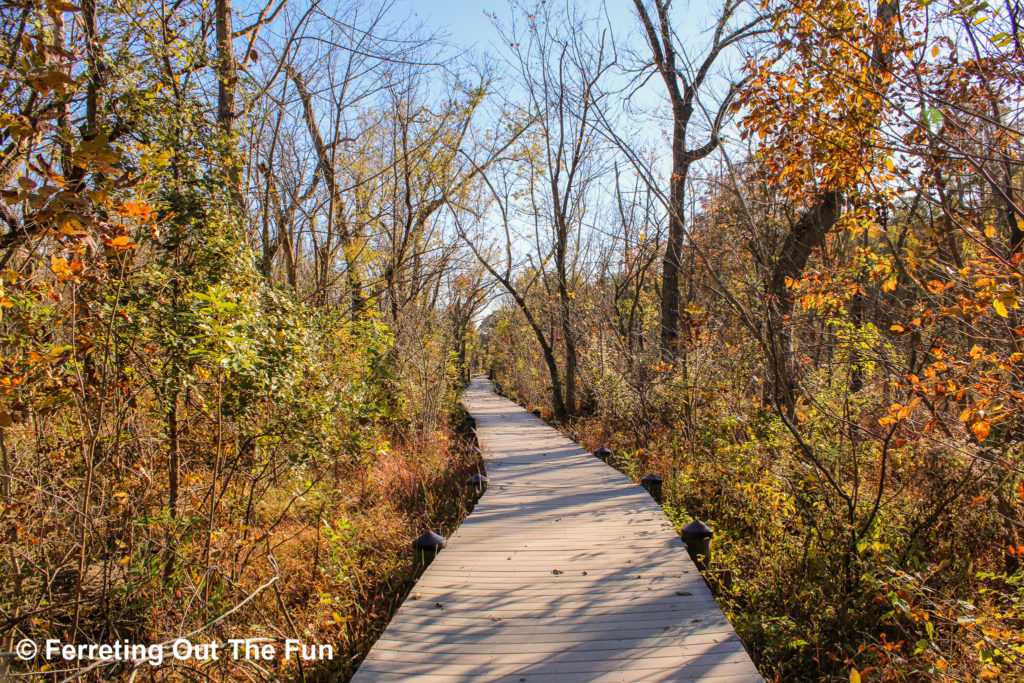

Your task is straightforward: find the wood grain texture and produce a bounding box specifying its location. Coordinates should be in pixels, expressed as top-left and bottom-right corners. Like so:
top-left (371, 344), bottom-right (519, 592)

top-left (352, 377), bottom-right (762, 682)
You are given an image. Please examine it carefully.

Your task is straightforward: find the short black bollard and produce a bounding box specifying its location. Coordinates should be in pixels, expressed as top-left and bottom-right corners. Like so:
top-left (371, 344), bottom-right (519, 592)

top-left (518, 401), bottom-right (526, 408)
top-left (412, 531), bottom-right (446, 567)
top-left (640, 473), bottom-right (663, 504)
top-left (680, 520), bottom-right (714, 571)
top-left (594, 446), bottom-right (612, 462)
top-left (466, 473), bottom-right (489, 499)
top-left (532, 408), bottom-right (542, 417)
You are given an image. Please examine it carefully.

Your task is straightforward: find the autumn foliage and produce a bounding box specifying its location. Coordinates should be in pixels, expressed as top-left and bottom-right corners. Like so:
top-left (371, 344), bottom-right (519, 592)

top-left (1, 0), bottom-right (1022, 680)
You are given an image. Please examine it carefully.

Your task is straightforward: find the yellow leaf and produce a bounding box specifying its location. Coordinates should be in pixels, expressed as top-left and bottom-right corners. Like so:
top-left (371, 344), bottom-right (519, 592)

top-left (885, 158), bottom-right (894, 172)
top-left (58, 217), bottom-right (83, 235)
top-left (50, 256), bottom-right (70, 279)
top-left (850, 668), bottom-right (862, 683)
top-left (993, 300), bottom-right (1008, 318)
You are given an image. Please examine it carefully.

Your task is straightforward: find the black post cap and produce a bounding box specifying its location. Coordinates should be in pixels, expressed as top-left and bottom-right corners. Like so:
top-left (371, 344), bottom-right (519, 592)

top-left (594, 446), bottom-right (612, 460)
top-left (466, 474), bottom-right (489, 486)
top-left (680, 520), bottom-right (714, 540)
top-left (412, 531), bottom-right (447, 551)
top-left (532, 408), bottom-right (542, 417)
top-left (640, 473), bottom-right (664, 503)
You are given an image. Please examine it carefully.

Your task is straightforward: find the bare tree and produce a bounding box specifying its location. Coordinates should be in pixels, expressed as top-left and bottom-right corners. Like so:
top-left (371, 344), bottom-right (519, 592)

top-left (459, 3), bottom-right (610, 419)
top-left (631, 0), bottom-right (761, 358)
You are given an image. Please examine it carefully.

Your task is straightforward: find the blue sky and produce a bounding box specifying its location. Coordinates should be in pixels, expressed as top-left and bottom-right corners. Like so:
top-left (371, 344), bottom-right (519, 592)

top-left (390, 1), bottom-right (725, 62)
top-left (389, 0), bottom-right (747, 145)
top-left (394, 1), bottom-right (501, 51)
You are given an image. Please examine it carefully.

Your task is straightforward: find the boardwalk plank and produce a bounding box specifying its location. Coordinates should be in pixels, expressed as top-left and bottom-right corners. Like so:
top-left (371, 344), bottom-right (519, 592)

top-left (351, 377), bottom-right (761, 682)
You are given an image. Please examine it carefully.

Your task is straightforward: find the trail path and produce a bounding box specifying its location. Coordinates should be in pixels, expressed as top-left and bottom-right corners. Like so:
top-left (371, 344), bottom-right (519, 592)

top-left (352, 377), bottom-right (762, 682)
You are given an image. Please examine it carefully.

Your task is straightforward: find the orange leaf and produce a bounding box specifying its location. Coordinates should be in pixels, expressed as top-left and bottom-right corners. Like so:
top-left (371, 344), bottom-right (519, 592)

top-left (971, 420), bottom-right (991, 442)
top-left (104, 235), bottom-right (137, 250)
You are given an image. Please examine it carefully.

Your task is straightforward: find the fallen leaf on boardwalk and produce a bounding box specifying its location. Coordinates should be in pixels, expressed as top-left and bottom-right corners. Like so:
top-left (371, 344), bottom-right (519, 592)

top-left (411, 593), bottom-right (421, 600)
top-left (551, 569), bottom-right (563, 575)
top-left (489, 615), bottom-right (501, 621)
top-left (434, 602), bottom-right (443, 609)
top-left (676, 591), bottom-right (692, 596)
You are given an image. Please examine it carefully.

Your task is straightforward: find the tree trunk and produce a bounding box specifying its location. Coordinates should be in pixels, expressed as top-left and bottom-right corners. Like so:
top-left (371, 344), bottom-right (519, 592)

top-left (215, 0), bottom-right (244, 207)
top-left (215, 0), bottom-right (236, 135)
top-left (764, 190), bottom-right (842, 413)
top-left (660, 162), bottom-right (687, 357)
top-left (83, 0), bottom-right (102, 139)
top-left (287, 67), bottom-right (364, 315)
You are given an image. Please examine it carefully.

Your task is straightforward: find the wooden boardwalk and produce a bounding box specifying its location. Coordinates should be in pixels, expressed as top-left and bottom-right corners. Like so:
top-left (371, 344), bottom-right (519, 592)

top-left (352, 378), bottom-right (762, 682)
